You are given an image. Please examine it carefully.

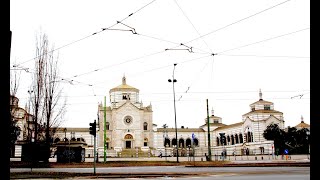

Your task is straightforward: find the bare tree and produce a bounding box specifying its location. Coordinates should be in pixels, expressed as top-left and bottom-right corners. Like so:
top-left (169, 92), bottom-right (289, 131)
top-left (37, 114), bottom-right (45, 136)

top-left (43, 44), bottom-right (66, 146)
top-left (30, 31), bottom-right (66, 146)
top-left (30, 32), bottom-right (47, 142)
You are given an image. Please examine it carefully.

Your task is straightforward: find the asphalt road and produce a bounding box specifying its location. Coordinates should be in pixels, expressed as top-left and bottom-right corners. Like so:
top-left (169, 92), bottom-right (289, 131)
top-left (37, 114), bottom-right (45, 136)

top-left (10, 154), bottom-right (311, 179)
top-left (11, 166), bottom-right (310, 179)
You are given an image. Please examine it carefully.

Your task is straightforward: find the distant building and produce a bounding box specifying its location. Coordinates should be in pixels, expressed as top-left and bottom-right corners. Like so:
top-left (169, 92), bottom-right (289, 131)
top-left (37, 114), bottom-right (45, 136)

top-left (10, 95), bottom-right (34, 157)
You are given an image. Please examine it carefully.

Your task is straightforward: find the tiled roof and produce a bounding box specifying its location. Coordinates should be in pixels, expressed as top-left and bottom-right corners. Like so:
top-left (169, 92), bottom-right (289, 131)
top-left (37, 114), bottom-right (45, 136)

top-left (214, 122), bottom-right (243, 131)
top-left (295, 122), bottom-right (310, 128)
top-left (157, 128), bottom-right (205, 132)
top-left (199, 122), bottom-right (226, 127)
top-left (51, 127), bottom-right (89, 132)
top-left (242, 109), bottom-right (282, 116)
top-left (250, 99), bottom-right (273, 106)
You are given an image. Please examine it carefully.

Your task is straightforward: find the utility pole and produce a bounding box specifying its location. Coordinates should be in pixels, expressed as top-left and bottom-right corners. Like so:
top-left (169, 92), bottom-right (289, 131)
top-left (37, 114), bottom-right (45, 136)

top-left (206, 99), bottom-right (212, 161)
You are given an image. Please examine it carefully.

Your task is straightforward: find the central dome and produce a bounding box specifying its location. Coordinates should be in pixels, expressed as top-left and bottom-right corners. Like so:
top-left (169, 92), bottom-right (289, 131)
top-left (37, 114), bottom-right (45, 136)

top-left (109, 76), bottom-right (139, 93)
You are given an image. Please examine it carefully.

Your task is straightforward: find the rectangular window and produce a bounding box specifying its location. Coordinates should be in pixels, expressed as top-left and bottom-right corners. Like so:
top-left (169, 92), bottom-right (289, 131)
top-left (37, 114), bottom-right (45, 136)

top-left (264, 105), bottom-right (270, 110)
top-left (122, 93), bottom-right (127, 100)
top-left (144, 142), bottom-right (148, 146)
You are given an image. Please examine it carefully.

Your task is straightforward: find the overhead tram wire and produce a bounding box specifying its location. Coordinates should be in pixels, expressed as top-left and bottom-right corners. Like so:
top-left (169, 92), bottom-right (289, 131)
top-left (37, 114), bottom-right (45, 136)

top-left (56, 0), bottom-right (293, 82)
top-left (20, 0), bottom-right (297, 92)
top-left (177, 56), bottom-right (213, 102)
top-left (162, 0), bottom-right (293, 102)
top-left (13, 0), bottom-right (157, 67)
top-left (173, 0), bottom-right (214, 55)
top-left (154, 0), bottom-right (293, 59)
top-left (14, 0), bottom-right (293, 88)
top-left (92, 54), bottom-right (211, 86)
top-left (15, 89), bottom-right (311, 100)
top-left (66, 48), bottom-right (166, 80)
top-left (165, 0), bottom-right (218, 102)
top-left (16, 27), bottom-right (309, 93)
top-left (63, 30), bottom-right (212, 82)
top-left (217, 27), bottom-right (310, 55)
top-left (218, 54), bottom-right (310, 59)
top-left (174, 0), bottom-right (219, 102)
top-left (183, 0), bottom-right (293, 45)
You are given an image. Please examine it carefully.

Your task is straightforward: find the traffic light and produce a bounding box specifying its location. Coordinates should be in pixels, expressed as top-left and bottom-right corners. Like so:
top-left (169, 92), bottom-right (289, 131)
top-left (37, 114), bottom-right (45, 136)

top-left (89, 120), bottom-right (96, 136)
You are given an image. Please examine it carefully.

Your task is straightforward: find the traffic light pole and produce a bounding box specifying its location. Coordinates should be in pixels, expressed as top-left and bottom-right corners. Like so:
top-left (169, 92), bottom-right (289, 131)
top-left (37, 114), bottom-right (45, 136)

top-left (89, 120), bottom-right (97, 175)
top-left (93, 132), bottom-right (96, 175)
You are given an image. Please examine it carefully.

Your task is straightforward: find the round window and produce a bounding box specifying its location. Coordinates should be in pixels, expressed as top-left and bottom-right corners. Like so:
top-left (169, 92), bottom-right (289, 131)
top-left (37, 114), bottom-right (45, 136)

top-left (124, 116), bottom-right (133, 125)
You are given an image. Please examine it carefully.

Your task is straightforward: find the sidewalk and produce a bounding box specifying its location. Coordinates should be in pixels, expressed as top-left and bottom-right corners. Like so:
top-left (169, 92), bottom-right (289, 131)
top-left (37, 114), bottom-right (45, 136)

top-left (10, 154), bottom-right (310, 163)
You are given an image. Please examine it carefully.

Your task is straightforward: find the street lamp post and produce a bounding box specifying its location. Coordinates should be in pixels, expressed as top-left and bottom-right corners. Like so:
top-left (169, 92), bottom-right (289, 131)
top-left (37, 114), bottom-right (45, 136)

top-left (168, 63), bottom-right (179, 163)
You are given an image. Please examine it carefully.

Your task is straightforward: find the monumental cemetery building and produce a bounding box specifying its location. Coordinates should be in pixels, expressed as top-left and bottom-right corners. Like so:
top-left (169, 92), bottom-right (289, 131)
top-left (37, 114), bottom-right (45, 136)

top-left (12, 76), bottom-right (309, 158)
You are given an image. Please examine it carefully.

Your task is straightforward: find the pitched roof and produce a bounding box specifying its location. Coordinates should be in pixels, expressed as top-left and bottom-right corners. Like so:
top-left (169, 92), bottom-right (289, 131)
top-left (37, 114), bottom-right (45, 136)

top-left (199, 122), bottom-right (226, 128)
top-left (214, 122), bottom-right (243, 131)
top-left (295, 121), bottom-right (310, 128)
top-left (242, 109), bottom-right (282, 116)
top-left (250, 99), bottom-right (273, 106)
top-left (157, 127), bottom-right (205, 132)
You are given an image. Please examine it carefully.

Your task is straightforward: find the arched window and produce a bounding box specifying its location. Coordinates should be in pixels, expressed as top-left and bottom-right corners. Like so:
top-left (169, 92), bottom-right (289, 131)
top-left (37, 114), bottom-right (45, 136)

top-left (186, 138), bottom-right (192, 147)
top-left (247, 132), bottom-right (253, 142)
top-left (179, 138), bottom-right (185, 148)
top-left (164, 138), bottom-right (170, 147)
top-left (143, 122), bottom-right (148, 130)
top-left (172, 138), bottom-right (177, 146)
top-left (227, 135), bottom-right (230, 145)
top-left (231, 135), bottom-right (235, 145)
top-left (106, 122), bottom-right (110, 130)
top-left (124, 134), bottom-right (133, 139)
top-left (71, 137), bottom-right (76, 141)
top-left (235, 134), bottom-right (239, 144)
top-left (216, 137), bottom-right (220, 146)
top-left (144, 138), bottom-right (148, 146)
top-left (193, 138), bottom-right (199, 147)
top-left (239, 134), bottom-right (243, 143)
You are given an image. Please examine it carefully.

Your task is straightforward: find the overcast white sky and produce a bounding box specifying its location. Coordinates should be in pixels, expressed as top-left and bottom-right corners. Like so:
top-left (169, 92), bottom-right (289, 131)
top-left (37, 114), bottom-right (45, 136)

top-left (10, 0), bottom-right (310, 129)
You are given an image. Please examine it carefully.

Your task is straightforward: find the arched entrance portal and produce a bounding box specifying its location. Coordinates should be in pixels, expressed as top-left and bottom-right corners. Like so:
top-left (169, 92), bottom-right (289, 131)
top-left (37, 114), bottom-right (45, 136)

top-left (124, 134), bottom-right (133, 149)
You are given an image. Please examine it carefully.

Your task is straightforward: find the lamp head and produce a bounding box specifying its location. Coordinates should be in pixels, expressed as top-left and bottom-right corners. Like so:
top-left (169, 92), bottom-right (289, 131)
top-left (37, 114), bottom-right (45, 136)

top-left (174, 63), bottom-right (177, 66)
top-left (168, 79), bottom-right (172, 82)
